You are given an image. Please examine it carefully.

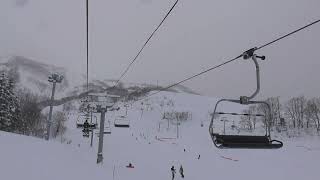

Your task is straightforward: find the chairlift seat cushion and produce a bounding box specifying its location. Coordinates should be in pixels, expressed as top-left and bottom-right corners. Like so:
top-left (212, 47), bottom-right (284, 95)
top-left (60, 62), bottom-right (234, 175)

top-left (114, 124), bottom-right (130, 128)
top-left (212, 134), bottom-right (283, 149)
top-left (77, 123), bottom-right (97, 129)
top-left (215, 134), bottom-right (270, 144)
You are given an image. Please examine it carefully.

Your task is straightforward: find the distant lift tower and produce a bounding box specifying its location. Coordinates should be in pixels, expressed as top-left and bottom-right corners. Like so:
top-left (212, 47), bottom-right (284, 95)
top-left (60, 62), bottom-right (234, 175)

top-left (46, 73), bottom-right (64, 141)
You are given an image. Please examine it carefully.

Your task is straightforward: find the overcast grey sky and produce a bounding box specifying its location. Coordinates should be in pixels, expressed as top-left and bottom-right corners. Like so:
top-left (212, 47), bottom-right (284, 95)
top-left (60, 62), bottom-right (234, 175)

top-left (1, 0), bottom-right (320, 99)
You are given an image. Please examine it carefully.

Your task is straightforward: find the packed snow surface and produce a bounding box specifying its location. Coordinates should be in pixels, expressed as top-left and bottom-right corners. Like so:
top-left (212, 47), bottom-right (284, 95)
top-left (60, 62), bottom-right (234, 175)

top-left (1, 92), bottom-right (320, 180)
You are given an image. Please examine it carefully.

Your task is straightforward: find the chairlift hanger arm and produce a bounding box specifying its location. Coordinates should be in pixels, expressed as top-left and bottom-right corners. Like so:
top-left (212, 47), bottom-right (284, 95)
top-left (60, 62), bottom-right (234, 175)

top-left (239, 48), bottom-right (266, 103)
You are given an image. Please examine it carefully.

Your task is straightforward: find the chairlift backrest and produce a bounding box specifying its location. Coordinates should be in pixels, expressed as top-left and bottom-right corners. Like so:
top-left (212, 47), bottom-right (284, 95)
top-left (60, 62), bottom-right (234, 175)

top-left (209, 99), bottom-right (271, 137)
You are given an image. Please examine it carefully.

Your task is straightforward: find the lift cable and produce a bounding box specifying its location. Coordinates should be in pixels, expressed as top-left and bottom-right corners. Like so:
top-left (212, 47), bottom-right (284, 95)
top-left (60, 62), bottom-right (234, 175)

top-left (129, 18), bottom-right (320, 103)
top-left (113, 0), bottom-right (179, 87)
top-left (86, 0), bottom-right (89, 92)
top-left (257, 18), bottom-right (320, 50)
top-left (143, 55), bottom-right (242, 99)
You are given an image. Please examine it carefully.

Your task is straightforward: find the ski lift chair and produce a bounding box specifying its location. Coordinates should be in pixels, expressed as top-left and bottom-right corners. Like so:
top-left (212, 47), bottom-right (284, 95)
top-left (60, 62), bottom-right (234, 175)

top-left (76, 114), bottom-right (97, 129)
top-left (210, 100), bottom-right (283, 149)
top-left (103, 127), bottom-right (112, 134)
top-left (76, 114), bottom-right (98, 138)
top-left (114, 116), bottom-right (130, 128)
top-left (209, 48), bottom-right (283, 149)
top-left (96, 126), bottom-right (111, 137)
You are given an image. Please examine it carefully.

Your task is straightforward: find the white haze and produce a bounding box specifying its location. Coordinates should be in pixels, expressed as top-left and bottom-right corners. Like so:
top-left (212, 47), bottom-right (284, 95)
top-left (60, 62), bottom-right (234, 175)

top-left (1, 0), bottom-right (320, 99)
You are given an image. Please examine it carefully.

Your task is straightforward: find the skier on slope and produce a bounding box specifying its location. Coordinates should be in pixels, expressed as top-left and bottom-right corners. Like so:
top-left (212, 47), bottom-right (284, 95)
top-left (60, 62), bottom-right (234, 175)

top-left (171, 166), bottom-right (176, 180)
top-left (179, 165), bottom-right (184, 178)
top-left (83, 120), bottom-right (90, 136)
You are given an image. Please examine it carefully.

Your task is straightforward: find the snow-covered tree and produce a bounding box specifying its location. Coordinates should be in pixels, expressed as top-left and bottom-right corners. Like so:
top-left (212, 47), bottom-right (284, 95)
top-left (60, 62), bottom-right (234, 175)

top-left (285, 96), bottom-right (306, 129)
top-left (257, 97), bottom-right (282, 128)
top-left (0, 72), bottom-right (20, 132)
top-left (16, 88), bottom-right (44, 136)
top-left (305, 98), bottom-right (320, 131)
top-left (51, 111), bottom-right (67, 138)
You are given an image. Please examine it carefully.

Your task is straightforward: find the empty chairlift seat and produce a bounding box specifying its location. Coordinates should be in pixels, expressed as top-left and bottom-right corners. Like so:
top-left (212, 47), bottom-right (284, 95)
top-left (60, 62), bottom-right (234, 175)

top-left (104, 126), bottom-right (112, 134)
top-left (211, 133), bottom-right (283, 149)
top-left (114, 116), bottom-right (130, 128)
top-left (104, 121), bottom-right (112, 134)
top-left (96, 127), bottom-right (111, 137)
top-left (209, 99), bottom-right (283, 149)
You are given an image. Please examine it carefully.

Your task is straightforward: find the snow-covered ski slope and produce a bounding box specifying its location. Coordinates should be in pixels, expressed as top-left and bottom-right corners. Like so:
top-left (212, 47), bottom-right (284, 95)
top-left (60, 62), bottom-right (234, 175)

top-left (1, 91), bottom-right (320, 180)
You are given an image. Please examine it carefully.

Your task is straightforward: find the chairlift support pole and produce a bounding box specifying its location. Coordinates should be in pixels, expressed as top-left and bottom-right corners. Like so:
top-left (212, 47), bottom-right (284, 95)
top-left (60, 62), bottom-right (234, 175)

top-left (90, 109), bottom-right (94, 147)
top-left (97, 106), bottom-right (107, 164)
top-left (125, 104), bottom-right (129, 116)
top-left (176, 117), bottom-right (179, 138)
top-left (46, 82), bottom-right (56, 141)
top-left (95, 95), bottom-right (120, 164)
top-left (46, 73), bottom-right (63, 140)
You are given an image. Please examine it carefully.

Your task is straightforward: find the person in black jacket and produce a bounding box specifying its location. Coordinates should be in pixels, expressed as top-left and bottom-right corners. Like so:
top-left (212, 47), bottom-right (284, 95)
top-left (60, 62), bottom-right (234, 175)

top-left (179, 165), bottom-right (184, 178)
top-left (82, 120), bottom-right (90, 137)
top-left (171, 166), bottom-right (176, 180)
top-left (83, 120), bottom-right (89, 129)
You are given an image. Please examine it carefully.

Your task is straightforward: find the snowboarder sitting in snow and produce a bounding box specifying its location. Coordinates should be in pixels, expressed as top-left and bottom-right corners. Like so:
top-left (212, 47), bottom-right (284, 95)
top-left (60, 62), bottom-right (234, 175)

top-left (179, 165), bottom-right (184, 178)
top-left (171, 166), bottom-right (176, 180)
top-left (126, 163), bottom-right (134, 168)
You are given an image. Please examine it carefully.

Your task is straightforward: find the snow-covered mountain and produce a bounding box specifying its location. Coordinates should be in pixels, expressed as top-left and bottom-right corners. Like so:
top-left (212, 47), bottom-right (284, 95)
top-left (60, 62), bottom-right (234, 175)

top-left (0, 56), bottom-right (69, 97)
top-left (0, 56), bottom-right (198, 104)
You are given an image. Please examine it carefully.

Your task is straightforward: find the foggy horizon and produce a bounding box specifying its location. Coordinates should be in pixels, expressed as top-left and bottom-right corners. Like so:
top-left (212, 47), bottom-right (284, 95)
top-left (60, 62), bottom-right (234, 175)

top-left (1, 0), bottom-right (320, 99)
